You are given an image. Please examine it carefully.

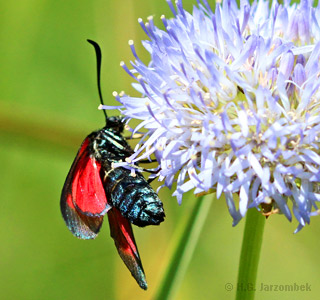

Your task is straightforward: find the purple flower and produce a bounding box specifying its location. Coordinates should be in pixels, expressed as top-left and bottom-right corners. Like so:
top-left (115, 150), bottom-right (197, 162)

top-left (102, 0), bottom-right (320, 232)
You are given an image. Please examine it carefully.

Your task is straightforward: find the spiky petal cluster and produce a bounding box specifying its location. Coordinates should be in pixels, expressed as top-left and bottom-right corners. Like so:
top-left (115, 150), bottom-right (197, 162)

top-left (104, 0), bottom-right (320, 231)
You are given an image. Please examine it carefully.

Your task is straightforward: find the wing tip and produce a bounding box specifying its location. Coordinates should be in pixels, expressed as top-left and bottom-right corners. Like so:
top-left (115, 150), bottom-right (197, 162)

top-left (119, 251), bottom-right (148, 290)
top-left (137, 271), bottom-right (148, 290)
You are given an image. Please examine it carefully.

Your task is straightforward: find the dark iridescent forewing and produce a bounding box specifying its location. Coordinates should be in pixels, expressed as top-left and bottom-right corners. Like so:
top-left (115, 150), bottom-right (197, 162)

top-left (60, 137), bottom-right (110, 239)
top-left (61, 192), bottom-right (103, 239)
top-left (107, 208), bottom-right (148, 290)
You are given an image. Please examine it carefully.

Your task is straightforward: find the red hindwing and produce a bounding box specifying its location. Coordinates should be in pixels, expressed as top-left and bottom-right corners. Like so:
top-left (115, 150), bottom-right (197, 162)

top-left (60, 137), bottom-right (111, 239)
top-left (108, 208), bottom-right (147, 290)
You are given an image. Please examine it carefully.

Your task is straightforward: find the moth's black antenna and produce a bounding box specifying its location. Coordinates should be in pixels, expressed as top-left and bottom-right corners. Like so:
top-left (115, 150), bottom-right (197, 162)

top-left (87, 39), bottom-right (108, 120)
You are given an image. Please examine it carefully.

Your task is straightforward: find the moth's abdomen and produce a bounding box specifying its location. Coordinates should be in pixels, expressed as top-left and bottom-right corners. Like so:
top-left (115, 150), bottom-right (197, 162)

top-left (103, 168), bottom-right (165, 227)
top-left (115, 182), bottom-right (165, 227)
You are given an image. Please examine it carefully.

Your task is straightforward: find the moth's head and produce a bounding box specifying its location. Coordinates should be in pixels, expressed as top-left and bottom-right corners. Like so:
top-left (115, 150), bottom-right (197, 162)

top-left (106, 116), bottom-right (125, 133)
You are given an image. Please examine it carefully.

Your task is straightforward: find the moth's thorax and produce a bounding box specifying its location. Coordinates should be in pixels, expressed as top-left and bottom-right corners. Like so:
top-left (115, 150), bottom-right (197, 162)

top-left (89, 126), bottom-right (133, 163)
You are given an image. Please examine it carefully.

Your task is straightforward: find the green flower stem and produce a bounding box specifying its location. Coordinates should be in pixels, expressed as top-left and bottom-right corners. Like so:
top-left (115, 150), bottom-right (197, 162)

top-left (236, 208), bottom-right (266, 300)
top-left (154, 195), bottom-right (213, 300)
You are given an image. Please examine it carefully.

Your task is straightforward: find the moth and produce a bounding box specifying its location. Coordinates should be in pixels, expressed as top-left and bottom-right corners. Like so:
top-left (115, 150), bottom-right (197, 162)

top-left (60, 40), bottom-right (165, 290)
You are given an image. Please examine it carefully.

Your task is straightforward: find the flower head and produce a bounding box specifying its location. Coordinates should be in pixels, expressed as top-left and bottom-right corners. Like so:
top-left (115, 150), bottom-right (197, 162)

top-left (104, 0), bottom-right (320, 232)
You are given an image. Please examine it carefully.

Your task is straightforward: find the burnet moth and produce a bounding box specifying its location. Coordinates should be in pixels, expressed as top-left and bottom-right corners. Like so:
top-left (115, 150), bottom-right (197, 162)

top-left (60, 40), bottom-right (165, 290)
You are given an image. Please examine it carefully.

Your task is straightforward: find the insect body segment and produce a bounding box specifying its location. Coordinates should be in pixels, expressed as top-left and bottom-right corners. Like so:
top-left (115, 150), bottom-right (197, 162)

top-left (104, 166), bottom-right (165, 227)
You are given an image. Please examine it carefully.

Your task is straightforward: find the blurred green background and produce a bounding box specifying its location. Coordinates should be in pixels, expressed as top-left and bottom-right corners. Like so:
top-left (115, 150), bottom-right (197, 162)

top-left (1, 0), bottom-right (320, 299)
